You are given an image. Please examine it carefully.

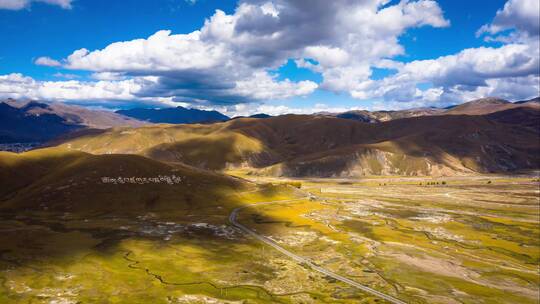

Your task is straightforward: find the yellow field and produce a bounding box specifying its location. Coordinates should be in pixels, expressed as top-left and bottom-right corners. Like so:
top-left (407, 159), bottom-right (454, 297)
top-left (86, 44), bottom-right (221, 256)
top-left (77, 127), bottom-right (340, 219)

top-left (1, 172), bottom-right (538, 303)
top-left (232, 174), bottom-right (540, 303)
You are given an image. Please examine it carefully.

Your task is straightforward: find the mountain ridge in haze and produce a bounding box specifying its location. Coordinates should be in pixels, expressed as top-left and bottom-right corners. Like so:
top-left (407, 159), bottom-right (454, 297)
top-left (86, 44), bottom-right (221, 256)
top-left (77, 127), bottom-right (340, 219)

top-left (116, 106), bottom-right (230, 124)
top-left (3, 95), bottom-right (538, 151)
top-left (0, 100), bottom-right (147, 145)
top-left (0, 102), bottom-right (82, 143)
top-left (5, 99), bottom-right (146, 129)
top-left (56, 104), bottom-right (540, 177)
top-left (326, 96), bottom-right (540, 123)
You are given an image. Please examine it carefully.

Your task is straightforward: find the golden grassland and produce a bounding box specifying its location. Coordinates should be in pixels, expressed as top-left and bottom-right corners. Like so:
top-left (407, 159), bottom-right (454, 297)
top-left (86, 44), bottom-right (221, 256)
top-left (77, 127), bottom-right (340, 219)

top-left (232, 173), bottom-right (540, 304)
top-left (0, 147), bottom-right (538, 303)
top-left (0, 147), bottom-right (367, 303)
top-left (0, 184), bottom-right (374, 303)
top-left (56, 123), bottom-right (266, 171)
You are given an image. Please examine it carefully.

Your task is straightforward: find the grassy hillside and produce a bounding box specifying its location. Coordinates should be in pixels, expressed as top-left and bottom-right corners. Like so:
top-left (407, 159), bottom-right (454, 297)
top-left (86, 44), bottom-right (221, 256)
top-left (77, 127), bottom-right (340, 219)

top-left (56, 123), bottom-right (269, 170)
top-left (444, 97), bottom-right (540, 115)
top-left (0, 149), bottom-right (324, 304)
top-left (0, 147), bottom-right (247, 214)
top-left (325, 107), bottom-right (444, 122)
top-left (54, 108), bottom-right (540, 177)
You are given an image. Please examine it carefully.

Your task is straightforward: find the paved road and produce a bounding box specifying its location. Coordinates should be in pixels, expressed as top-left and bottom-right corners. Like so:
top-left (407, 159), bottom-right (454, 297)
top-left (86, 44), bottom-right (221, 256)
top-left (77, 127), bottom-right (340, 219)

top-left (229, 198), bottom-right (407, 304)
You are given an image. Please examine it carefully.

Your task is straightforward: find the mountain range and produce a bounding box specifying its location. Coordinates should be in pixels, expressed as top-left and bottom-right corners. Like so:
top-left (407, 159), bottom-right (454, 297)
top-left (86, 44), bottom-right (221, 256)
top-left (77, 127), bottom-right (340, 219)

top-left (4, 99), bottom-right (145, 129)
top-left (0, 101), bottom-right (233, 145)
top-left (1, 96), bottom-right (539, 178)
top-left (0, 102), bottom-right (82, 143)
top-left (319, 97), bottom-right (539, 122)
top-left (53, 97), bottom-right (540, 177)
top-left (0, 100), bottom-right (145, 144)
top-left (116, 106), bottom-right (230, 124)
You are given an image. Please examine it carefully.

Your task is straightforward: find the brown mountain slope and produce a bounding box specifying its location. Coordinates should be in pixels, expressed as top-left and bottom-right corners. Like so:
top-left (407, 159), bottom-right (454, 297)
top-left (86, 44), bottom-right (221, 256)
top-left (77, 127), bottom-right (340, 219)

top-left (4, 99), bottom-right (146, 129)
top-left (515, 96), bottom-right (540, 104)
top-left (226, 110), bottom-right (539, 176)
top-left (0, 147), bottom-right (244, 213)
top-left (444, 97), bottom-right (539, 116)
top-left (373, 108), bottom-right (445, 121)
top-left (325, 96), bottom-right (540, 122)
top-left (55, 107), bottom-right (540, 177)
top-left (46, 103), bottom-right (147, 128)
top-left (56, 122), bottom-right (267, 168)
top-left (321, 107), bottom-right (444, 122)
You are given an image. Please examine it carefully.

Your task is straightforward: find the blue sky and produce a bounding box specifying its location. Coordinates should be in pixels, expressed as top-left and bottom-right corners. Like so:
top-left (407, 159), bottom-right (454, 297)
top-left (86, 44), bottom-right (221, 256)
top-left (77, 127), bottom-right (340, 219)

top-left (0, 0), bottom-right (538, 115)
top-left (0, 0), bottom-right (236, 78)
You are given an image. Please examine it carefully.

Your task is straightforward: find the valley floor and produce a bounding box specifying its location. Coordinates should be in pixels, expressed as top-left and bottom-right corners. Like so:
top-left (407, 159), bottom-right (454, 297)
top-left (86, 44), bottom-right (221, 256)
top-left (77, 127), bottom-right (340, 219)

top-left (0, 174), bottom-right (538, 303)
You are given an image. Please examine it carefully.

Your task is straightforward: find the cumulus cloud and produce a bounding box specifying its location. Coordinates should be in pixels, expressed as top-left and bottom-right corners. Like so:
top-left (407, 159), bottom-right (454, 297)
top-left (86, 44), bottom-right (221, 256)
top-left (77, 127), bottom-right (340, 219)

top-left (356, 0), bottom-right (540, 105)
top-left (347, 41), bottom-right (539, 104)
top-left (35, 56), bottom-right (61, 67)
top-left (52, 72), bottom-right (79, 79)
top-left (51, 0), bottom-right (448, 106)
top-left (212, 102), bottom-right (362, 117)
top-left (398, 43), bottom-right (538, 87)
top-left (64, 30), bottom-right (225, 72)
top-left (0, 73), bottom-right (151, 101)
top-left (293, 0), bottom-right (449, 95)
top-left (61, 28), bottom-right (315, 105)
top-left (477, 0), bottom-right (539, 39)
top-left (4, 0), bottom-right (538, 109)
top-left (0, 0), bottom-right (72, 10)
top-left (232, 72), bottom-right (317, 100)
top-left (441, 75), bottom-right (540, 103)
top-left (91, 72), bottom-right (126, 81)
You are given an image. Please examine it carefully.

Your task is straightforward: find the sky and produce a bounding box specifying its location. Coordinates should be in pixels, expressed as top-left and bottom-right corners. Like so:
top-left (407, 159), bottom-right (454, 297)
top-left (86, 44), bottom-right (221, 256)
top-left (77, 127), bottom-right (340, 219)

top-left (0, 0), bottom-right (538, 116)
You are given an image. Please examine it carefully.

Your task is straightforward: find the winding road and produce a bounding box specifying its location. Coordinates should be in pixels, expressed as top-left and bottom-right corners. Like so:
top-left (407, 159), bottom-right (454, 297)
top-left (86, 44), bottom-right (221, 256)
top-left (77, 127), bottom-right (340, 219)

top-left (229, 198), bottom-right (407, 304)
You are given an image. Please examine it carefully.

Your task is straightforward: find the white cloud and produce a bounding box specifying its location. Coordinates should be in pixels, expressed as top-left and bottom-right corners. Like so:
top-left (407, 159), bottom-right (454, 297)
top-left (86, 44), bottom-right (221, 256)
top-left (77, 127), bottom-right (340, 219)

top-left (4, 0), bottom-right (538, 110)
top-left (65, 30), bottom-right (226, 72)
top-left (304, 46), bottom-right (350, 68)
top-left (0, 0), bottom-right (72, 10)
top-left (91, 72), bottom-right (126, 81)
top-left (61, 28), bottom-right (313, 104)
top-left (211, 102), bottom-right (363, 118)
top-left (399, 43), bottom-right (538, 86)
top-left (232, 72), bottom-right (317, 100)
top-left (41, 0), bottom-right (71, 8)
top-left (0, 0), bottom-right (26, 9)
top-left (292, 0), bottom-right (449, 95)
top-left (49, 0), bottom-right (449, 106)
top-left (0, 73), bottom-right (150, 101)
top-left (352, 0), bottom-right (540, 106)
top-left (477, 0), bottom-right (539, 38)
top-left (441, 75), bottom-right (540, 103)
top-left (52, 72), bottom-right (79, 79)
top-left (35, 56), bottom-right (61, 67)
top-left (345, 41), bottom-right (539, 104)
